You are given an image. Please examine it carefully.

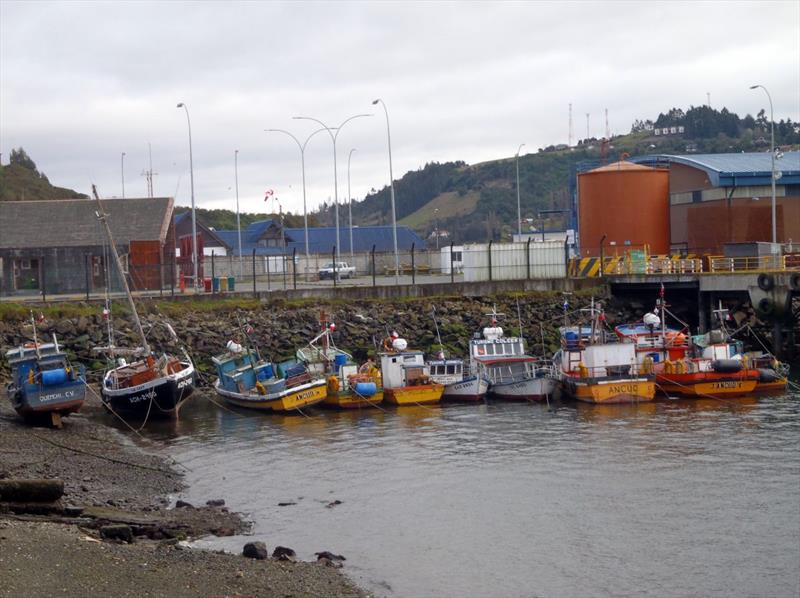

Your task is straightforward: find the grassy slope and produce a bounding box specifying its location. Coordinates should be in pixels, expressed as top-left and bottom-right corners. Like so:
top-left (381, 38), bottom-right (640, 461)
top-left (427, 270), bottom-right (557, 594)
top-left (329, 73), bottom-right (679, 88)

top-left (0, 164), bottom-right (87, 201)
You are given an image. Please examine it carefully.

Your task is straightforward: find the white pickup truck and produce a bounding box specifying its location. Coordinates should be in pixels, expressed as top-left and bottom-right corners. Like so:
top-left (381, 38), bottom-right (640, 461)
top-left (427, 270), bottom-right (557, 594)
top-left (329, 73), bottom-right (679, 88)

top-left (318, 262), bottom-right (356, 280)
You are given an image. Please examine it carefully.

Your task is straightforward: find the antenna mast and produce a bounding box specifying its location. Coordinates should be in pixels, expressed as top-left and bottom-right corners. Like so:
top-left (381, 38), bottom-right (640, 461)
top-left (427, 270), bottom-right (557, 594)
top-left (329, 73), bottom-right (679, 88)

top-left (585, 113), bottom-right (590, 140)
top-left (141, 142), bottom-right (158, 198)
top-left (568, 103), bottom-right (573, 147)
top-left (604, 108), bottom-right (610, 139)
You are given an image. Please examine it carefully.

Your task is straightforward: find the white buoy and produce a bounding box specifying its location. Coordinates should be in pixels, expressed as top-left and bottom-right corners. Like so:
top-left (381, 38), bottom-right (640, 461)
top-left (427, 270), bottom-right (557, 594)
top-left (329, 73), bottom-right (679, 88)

top-left (643, 312), bottom-right (660, 328)
top-left (226, 340), bottom-right (243, 354)
top-left (392, 338), bottom-right (408, 351)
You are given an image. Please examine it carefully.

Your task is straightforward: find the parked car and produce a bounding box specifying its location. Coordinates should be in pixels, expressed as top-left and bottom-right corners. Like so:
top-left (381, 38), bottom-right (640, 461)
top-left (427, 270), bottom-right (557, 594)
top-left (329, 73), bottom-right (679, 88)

top-left (318, 262), bottom-right (356, 279)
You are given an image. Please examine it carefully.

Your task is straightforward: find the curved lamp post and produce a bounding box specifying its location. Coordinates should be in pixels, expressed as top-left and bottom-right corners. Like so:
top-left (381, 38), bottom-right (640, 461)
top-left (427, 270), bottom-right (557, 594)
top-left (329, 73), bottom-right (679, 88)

top-left (176, 102), bottom-right (198, 290)
top-left (515, 143), bottom-right (525, 237)
top-left (266, 127), bottom-right (329, 274)
top-left (749, 84), bottom-right (776, 244)
top-left (372, 98), bottom-right (399, 283)
top-left (347, 148), bottom-right (357, 258)
top-left (292, 114), bottom-right (371, 262)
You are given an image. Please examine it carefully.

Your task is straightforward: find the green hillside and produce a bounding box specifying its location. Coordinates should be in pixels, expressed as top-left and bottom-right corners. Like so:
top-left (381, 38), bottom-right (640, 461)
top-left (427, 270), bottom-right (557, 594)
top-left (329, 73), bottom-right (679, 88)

top-left (0, 148), bottom-right (88, 201)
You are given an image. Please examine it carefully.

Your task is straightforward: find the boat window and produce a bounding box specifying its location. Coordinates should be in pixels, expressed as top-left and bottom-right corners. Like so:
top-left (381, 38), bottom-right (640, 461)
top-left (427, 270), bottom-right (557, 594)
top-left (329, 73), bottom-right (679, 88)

top-left (446, 365), bottom-right (455, 375)
top-left (485, 345), bottom-right (495, 356)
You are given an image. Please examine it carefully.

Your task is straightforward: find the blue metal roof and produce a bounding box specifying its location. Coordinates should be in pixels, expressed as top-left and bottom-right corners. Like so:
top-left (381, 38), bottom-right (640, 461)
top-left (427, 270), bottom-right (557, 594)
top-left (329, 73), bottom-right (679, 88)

top-left (631, 151), bottom-right (800, 187)
top-left (284, 226), bottom-right (427, 254)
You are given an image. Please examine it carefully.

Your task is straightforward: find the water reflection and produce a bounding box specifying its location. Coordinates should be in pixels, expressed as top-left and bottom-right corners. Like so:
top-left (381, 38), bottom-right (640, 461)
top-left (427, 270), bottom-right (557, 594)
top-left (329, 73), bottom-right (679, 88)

top-left (123, 388), bottom-right (800, 598)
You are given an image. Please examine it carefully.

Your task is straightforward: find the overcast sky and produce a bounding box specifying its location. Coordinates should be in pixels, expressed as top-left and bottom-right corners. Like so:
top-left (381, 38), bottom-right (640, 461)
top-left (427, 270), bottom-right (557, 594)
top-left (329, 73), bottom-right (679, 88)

top-left (1, 1), bottom-right (798, 218)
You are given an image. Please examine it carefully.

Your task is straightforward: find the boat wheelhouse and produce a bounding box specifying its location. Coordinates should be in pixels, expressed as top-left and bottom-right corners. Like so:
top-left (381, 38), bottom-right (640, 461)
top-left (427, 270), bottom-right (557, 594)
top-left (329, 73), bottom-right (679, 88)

top-left (428, 358), bottom-right (489, 402)
top-left (379, 335), bottom-right (443, 405)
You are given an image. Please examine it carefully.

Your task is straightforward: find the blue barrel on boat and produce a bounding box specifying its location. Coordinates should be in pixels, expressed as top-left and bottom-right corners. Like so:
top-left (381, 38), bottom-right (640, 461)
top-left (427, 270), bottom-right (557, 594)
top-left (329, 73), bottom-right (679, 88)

top-left (41, 368), bottom-right (68, 386)
top-left (353, 381), bottom-right (377, 397)
top-left (228, 276), bottom-right (235, 292)
top-left (334, 353), bottom-right (348, 371)
top-left (565, 330), bottom-right (579, 349)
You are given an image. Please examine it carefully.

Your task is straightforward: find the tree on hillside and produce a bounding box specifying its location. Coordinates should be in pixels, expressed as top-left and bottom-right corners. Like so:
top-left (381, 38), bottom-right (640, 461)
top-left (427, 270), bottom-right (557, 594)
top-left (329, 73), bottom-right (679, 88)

top-left (10, 147), bottom-right (37, 171)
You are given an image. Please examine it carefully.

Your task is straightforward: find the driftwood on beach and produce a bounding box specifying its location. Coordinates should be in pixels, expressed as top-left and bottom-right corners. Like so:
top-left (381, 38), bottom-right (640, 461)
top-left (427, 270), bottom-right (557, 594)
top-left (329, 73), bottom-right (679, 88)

top-left (0, 479), bottom-right (64, 503)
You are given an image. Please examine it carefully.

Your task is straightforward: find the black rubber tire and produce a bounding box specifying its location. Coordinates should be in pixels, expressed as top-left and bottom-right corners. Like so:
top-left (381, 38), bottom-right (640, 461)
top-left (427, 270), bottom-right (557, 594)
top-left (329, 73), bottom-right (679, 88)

top-left (757, 273), bottom-right (775, 291)
top-left (790, 272), bottom-right (800, 291)
top-left (757, 297), bottom-right (775, 316)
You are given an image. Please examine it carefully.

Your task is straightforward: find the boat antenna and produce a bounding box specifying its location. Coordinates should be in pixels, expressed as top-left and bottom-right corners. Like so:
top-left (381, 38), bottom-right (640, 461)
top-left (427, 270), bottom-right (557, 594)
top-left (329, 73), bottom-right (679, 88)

top-left (92, 184), bottom-right (151, 357)
top-left (431, 307), bottom-right (443, 351)
top-left (516, 297), bottom-right (524, 342)
top-left (29, 310), bottom-right (41, 359)
top-left (540, 322), bottom-right (546, 358)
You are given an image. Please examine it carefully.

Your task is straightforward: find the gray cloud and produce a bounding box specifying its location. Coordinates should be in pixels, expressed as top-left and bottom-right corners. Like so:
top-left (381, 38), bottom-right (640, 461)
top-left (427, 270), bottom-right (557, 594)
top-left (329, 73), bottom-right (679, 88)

top-left (2, 0), bottom-right (798, 217)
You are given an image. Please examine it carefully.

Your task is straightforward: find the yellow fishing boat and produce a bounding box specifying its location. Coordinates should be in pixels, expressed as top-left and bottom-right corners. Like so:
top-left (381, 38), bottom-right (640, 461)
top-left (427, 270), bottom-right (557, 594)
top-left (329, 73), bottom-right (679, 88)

top-left (379, 333), bottom-right (444, 406)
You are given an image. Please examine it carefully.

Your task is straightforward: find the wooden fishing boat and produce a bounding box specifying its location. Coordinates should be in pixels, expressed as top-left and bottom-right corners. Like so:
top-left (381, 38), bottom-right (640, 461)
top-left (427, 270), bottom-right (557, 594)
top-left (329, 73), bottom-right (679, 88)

top-left (428, 358), bottom-right (489, 402)
top-left (555, 300), bottom-right (655, 404)
top-left (296, 316), bottom-right (383, 409)
top-left (5, 318), bottom-right (86, 427)
top-left (615, 291), bottom-right (759, 399)
top-left (92, 186), bottom-right (195, 420)
top-left (213, 340), bottom-right (326, 413)
top-left (379, 333), bottom-right (443, 405)
top-left (469, 310), bottom-right (556, 401)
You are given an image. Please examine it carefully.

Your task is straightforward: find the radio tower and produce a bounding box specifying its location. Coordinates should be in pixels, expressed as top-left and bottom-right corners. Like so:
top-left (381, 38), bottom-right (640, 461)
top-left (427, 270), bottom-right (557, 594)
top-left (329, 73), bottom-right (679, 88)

top-left (604, 108), bottom-right (610, 139)
top-left (141, 142), bottom-right (158, 198)
top-left (568, 103), bottom-right (573, 147)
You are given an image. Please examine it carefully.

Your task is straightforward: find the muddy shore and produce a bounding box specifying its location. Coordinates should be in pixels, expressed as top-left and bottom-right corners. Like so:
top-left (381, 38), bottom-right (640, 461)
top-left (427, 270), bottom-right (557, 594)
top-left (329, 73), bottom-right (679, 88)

top-left (0, 393), bottom-right (365, 597)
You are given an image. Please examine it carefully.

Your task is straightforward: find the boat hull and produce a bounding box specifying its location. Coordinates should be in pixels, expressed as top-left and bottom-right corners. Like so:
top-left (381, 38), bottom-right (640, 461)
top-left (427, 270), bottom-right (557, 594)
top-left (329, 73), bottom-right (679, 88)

top-left (384, 384), bottom-right (444, 405)
top-left (102, 364), bottom-right (195, 419)
top-left (215, 378), bottom-right (327, 412)
top-left (323, 390), bottom-right (384, 409)
top-left (442, 376), bottom-right (490, 402)
top-left (752, 380), bottom-right (788, 393)
top-left (8, 380), bottom-right (86, 420)
top-left (489, 376), bottom-right (556, 401)
top-left (656, 372), bottom-right (758, 398)
top-left (561, 377), bottom-right (656, 404)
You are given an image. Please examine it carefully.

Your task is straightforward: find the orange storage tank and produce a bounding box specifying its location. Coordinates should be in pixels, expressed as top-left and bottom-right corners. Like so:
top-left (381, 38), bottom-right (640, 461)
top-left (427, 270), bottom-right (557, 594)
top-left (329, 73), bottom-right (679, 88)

top-left (578, 161), bottom-right (670, 256)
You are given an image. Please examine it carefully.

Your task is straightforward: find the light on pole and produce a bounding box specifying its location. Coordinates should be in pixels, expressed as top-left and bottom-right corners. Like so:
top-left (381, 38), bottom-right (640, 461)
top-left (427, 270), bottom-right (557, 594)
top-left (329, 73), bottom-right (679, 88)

top-left (434, 208), bottom-right (440, 249)
top-left (121, 152), bottom-right (126, 198)
top-left (234, 149), bottom-right (242, 277)
top-left (266, 127), bottom-right (329, 276)
top-left (176, 102), bottom-right (198, 290)
top-left (372, 98), bottom-right (400, 283)
top-left (749, 84), bottom-right (777, 244)
top-left (515, 143), bottom-right (525, 237)
top-left (347, 148), bottom-right (357, 258)
top-left (292, 114), bottom-right (371, 262)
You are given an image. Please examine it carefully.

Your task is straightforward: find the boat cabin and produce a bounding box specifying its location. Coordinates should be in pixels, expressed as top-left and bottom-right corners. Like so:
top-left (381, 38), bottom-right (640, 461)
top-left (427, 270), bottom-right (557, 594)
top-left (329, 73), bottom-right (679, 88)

top-left (428, 359), bottom-right (464, 385)
top-left (213, 350), bottom-right (278, 394)
top-left (380, 351), bottom-right (430, 389)
top-left (6, 343), bottom-right (77, 387)
top-left (476, 356), bottom-right (538, 385)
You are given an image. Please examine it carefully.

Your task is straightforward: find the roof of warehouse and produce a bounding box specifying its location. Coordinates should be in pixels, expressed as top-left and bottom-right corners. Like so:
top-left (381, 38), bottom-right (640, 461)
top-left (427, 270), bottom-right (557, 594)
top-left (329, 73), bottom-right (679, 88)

top-left (1, 197), bottom-right (174, 249)
top-left (631, 151), bottom-right (800, 186)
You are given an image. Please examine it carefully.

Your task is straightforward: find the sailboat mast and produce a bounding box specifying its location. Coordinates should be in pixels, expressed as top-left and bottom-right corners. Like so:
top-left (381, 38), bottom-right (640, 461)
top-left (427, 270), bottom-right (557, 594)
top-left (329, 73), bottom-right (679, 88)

top-left (92, 185), bottom-right (151, 357)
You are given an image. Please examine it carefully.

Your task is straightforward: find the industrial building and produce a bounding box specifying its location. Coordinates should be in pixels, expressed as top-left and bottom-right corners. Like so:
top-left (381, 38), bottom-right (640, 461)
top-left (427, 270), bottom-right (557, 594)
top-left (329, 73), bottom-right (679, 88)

top-left (577, 151), bottom-right (800, 256)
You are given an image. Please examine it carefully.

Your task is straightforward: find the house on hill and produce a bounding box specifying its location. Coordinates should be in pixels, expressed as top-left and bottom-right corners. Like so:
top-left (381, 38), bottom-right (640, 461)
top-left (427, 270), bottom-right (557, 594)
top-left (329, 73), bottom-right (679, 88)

top-left (0, 197), bottom-right (175, 295)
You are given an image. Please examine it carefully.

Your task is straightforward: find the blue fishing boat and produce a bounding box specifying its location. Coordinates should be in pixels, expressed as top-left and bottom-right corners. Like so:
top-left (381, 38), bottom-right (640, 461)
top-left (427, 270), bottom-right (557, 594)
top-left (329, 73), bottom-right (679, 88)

top-left (212, 340), bottom-right (326, 412)
top-left (5, 316), bottom-right (86, 427)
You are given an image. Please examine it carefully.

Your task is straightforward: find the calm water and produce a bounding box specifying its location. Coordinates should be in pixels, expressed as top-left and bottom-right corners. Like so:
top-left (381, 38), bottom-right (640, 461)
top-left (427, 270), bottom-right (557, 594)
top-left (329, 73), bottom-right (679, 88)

top-left (136, 387), bottom-right (800, 598)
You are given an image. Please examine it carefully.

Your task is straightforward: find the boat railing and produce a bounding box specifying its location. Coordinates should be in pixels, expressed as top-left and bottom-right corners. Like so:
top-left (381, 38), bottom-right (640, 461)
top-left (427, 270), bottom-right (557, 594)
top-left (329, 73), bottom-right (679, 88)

top-left (566, 362), bottom-right (652, 380)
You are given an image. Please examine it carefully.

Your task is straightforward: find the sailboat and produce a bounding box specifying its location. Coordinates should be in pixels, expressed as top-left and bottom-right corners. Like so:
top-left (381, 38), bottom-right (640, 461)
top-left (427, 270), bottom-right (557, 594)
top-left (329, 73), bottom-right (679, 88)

top-left (5, 312), bottom-right (86, 427)
top-left (92, 186), bottom-right (196, 420)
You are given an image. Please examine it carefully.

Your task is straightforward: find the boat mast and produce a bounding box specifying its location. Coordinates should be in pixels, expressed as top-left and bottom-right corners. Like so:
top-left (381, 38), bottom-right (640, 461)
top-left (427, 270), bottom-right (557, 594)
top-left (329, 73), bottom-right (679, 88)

top-left (29, 311), bottom-right (41, 359)
top-left (92, 185), bottom-right (151, 357)
top-left (431, 307), bottom-right (443, 352)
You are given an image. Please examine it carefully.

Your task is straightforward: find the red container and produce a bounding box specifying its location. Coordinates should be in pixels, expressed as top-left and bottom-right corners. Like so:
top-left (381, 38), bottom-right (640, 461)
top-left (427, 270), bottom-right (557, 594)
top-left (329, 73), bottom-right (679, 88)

top-left (203, 277), bottom-right (212, 293)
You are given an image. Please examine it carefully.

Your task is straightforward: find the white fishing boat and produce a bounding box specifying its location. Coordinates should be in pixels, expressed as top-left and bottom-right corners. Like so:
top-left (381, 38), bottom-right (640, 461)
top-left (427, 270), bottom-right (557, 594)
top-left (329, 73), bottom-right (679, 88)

top-left (469, 309), bottom-right (556, 401)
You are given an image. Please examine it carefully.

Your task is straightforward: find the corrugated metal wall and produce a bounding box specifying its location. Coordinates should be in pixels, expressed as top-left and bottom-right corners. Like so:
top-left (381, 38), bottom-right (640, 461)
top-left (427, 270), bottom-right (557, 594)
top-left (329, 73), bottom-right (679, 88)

top-left (462, 241), bottom-right (566, 281)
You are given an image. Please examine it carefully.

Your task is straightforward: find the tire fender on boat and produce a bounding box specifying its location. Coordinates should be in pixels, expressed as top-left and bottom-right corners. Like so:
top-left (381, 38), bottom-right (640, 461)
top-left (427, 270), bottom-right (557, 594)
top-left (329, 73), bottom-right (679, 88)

top-left (757, 273), bottom-right (775, 291)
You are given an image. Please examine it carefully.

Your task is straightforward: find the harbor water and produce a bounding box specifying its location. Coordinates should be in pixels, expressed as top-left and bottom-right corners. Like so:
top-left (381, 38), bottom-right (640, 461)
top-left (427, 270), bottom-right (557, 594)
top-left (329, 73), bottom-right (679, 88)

top-left (139, 389), bottom-right (800, 598)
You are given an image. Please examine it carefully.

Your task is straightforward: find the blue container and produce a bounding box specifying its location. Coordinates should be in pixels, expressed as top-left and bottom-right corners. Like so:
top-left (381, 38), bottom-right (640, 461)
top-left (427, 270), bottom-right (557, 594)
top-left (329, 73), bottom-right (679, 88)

top-left (353, 381), bottom-right (377, 397)
top-left (41, 368), bottom-right (68, 386)
top-left (228, 276), bottom-right (235, 292)
top-left (212, 277), bottom-right (220, 293)
top-left (334, 353), bottom-right (348, 370)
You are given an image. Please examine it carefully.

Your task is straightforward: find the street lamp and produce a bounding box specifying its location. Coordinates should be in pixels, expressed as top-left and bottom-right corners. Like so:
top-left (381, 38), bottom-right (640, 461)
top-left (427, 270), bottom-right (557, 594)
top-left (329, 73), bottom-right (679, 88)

top-left (372, 98), bottom-right (400, 283)
top-left (234, 149), bottom-right (242, 277)
top-left (434, 208), bottom-right (440, 249)
top-left (347, 148), bottom-right (357, 258)
top-left (292, 114), bottom-right (371, 262)
top-left (176, 102), bottom-right (198, 290)
top-left (121, 152), bottom-right (126, 199)
top-left (265, 127), bottom-right (329, 275)
top-left (749, 84), bottom-right (777, 244)
top-left (515, 143), bottom-right (525, 237)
